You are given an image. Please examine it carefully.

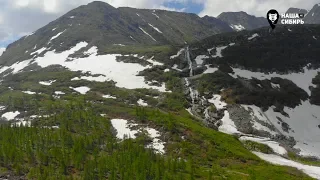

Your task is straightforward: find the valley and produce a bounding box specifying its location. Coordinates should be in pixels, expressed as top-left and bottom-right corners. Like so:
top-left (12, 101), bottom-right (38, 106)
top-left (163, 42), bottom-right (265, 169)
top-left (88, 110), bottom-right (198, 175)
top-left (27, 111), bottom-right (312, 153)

top-left (0, 1), bottom-right (320, 179)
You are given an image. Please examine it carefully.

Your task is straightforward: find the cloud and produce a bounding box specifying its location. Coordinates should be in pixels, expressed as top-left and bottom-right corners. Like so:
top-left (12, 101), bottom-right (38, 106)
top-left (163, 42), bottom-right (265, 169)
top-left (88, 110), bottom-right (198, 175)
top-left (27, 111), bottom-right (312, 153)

top-left (199, 0), bottom-right (319, 17)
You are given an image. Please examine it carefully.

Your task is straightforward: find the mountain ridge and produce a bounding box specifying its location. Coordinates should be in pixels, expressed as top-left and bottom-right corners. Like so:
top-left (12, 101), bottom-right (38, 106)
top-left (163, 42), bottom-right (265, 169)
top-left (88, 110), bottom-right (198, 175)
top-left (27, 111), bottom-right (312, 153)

top-left (0, 1), bottom-right (319, 179)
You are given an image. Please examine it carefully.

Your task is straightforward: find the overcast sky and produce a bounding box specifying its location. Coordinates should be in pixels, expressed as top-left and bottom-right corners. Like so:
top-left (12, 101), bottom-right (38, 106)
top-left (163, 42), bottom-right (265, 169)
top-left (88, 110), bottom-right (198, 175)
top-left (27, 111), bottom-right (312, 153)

top-left (0, 0), bottom-right (319, 48)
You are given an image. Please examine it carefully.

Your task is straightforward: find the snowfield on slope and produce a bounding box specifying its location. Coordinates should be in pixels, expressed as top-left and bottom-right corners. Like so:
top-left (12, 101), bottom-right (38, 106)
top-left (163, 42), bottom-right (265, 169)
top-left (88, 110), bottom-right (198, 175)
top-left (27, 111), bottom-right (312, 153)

top-left (264, 101), bottom-right (320, 158)
top-left (1, 111), bottom-right (20, 121)
top-left (241, 105), bottom-right (278, 136)
top-left (137, 99), bottom-right (148, 107)
top-left (230, 66), bottom-right (319, 95)
top-left (15, 42), bottom-right (169, 92)
top-left (39, 80), bottom-right (56, 86)
top-left (111, 119), bottom-right (165, 154)
top-left (239, 136), bottom-right (287, 155)
top-left (253, 152), bottom-right (320, 179)
top-left (230, 24), bottom-right (245, 31)
top-left (70, 86), bottom-right (90, 95)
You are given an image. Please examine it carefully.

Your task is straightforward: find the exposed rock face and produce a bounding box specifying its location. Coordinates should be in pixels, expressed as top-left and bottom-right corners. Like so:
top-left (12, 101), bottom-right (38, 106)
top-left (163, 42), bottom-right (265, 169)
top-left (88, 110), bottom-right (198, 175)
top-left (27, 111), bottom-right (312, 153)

top-left (304, 4), bottom-right (320, 24)
top-left (217, 11), bottom-right (268, 31)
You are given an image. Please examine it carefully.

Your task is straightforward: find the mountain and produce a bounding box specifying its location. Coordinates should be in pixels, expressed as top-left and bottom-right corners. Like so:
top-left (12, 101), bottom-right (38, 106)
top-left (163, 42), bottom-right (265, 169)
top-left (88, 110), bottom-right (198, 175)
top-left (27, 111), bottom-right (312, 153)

top-left (283, 4), bottom-right (320, 24)
top-left (0, 1), bottom-right (320, 179)
top-left (186, 24), bottom-right (320, 164)
top-left (217, 11), bottom-right (268, 31)
top-left (0, 1), bottom-right (233, 66)
top-left (305, 4), bottom-right (320, 24)
top-left (0, 48), bottom-right (5, 56)
top-left (286, 8), bottom-right (308, 14)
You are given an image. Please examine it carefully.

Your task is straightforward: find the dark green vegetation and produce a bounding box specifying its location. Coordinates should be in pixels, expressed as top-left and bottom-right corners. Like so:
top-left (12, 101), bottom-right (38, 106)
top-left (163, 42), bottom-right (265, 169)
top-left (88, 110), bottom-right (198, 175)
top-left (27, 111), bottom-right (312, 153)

top-left (0, 97), bottom-right (313, 179)
top-left (0, 66), bottom-right (313, 179)
top-left (288, 152), bottom-right (320, 167)
top-left (194, 71), bottom-right (308, 109)
top-left (1, 2), bottom-right (320, 179)
top-left (242, 141), bottom-right (274, 154)
top-left (191, 25), bottom-right (320, 72)
top-left (311, 73), bottom-right (320, 105)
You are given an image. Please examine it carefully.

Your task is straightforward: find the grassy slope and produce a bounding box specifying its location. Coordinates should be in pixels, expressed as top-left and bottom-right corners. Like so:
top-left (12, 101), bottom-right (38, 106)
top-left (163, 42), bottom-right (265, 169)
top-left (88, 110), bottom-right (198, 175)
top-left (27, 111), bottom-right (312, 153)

top-left (0, 67), bottom-right (314, 179)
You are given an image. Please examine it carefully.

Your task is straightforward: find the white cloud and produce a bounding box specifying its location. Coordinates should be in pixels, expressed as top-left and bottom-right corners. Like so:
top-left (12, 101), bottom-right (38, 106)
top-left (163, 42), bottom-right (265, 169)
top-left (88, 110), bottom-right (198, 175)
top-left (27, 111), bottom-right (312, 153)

top-left (199, 0), bottom-right (319, 17)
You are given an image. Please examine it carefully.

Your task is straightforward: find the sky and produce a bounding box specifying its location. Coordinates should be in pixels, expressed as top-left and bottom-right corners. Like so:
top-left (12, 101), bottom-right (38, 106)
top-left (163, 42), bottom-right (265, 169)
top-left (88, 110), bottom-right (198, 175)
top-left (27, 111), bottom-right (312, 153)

top-left (0, 0), bottom-right (319, 48)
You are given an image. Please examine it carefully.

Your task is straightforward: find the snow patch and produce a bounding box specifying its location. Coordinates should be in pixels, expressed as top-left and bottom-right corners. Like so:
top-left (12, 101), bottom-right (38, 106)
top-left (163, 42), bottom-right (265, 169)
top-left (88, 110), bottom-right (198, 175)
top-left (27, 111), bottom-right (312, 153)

top-left (146, 56), bottom-right (164, 66)
top-left (170, 49), bottom-right (184, 59)
top-left (55, 91), bottom-right (65, 95)
top-left (203, 65), bottom-right (218, 74)
top-left (230, 24), bottom-right (245, 31)
top-left (13, 120), bottom-right (31, 127)
top-left (2, 111), bottom-right (20, 121)
top-left (102, 95), bottom-right (117, 99)
top-left (71, 75), bottom-right (106, 82)
top-left (264, 101), bottom-right (320, 158)
top-left (219, 110), bottom-right (240, 135)
top-left (271, 82), bottom-right (280, 89)
top-left (152, 13), bottom-right (160, 19)
top-left (240, 136), bottom-right (287, 155)
top-left (70, 86), bottom-right (90, 95)
top-left (139, 27), bottom-right (157, 42)
top-left (31, 42), bottom-right (169, 92)
top-left (208, 95), bottom-right (227, 110)
top-left (172, 64), bottom-right (183, 72)
top-left (111, 119), bottom-right (165, 154)
top-left (137, 99), bottom-right (148, 107)
top-left (248, 33), bottom-right (259, 40)
top-left (211, 44), bottom-right (234, 58)
top-left (230, 66), bottom-right (319, 95)
top-left (7, 59), bottom-right (33, 74)
top-left (84, 46), bottom-right (98, 56)
top-left (186, 108), bottom-right (194, 116)
top-left (22, 91), bottom-right (36, 95)
top-left (111, 119), bottom-right (138, 139)
top-left (48, 30), bottom-right (66, 44)
top-left (39, 80), bottom-right (56, 86)
top-left (148, 23), bottom-right (162, 33)
top-left (30, 47), bottom-right (47, 55)
top-left (145, 127), bottom-right (165, 154)
top-left (113, 44), bottom-right (125, 47)
top-left (240, 105), bottom-right (278, 135)
top-left (195, 55), bottom-right (208, 66)
top-left (253, 152), bottom-right (320, 179)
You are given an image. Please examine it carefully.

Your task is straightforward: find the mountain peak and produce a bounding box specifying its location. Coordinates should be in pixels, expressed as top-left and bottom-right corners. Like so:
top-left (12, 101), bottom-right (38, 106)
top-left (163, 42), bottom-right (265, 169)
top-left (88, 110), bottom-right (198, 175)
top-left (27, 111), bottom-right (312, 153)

top-left (286, 7), bottom-right (308, 14)
top-left (87, 1), bottom-right (115, 7)
top-left (217, 11), bottom-right (268, 31)
top-left (304, 3), bottom-right (320, 24)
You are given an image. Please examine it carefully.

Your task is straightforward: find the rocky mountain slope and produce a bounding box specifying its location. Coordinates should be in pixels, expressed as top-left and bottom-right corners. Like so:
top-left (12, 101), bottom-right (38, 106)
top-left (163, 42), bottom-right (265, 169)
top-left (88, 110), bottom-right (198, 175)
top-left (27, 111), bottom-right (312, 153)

top-left (286, 8), bottom-right (308, 14)
top-left (0, 1), bottom-right (233, 66)
top-left (217, 11), bottom-right (268, 31)
top-left (181, 24), bottom-right (320, 164)
top-left (0, 1), bottom-right (319, 179)
top-left (283, 4), bottom-right (320, 24)
top-left (305, 4), bottom-right (320, 24)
